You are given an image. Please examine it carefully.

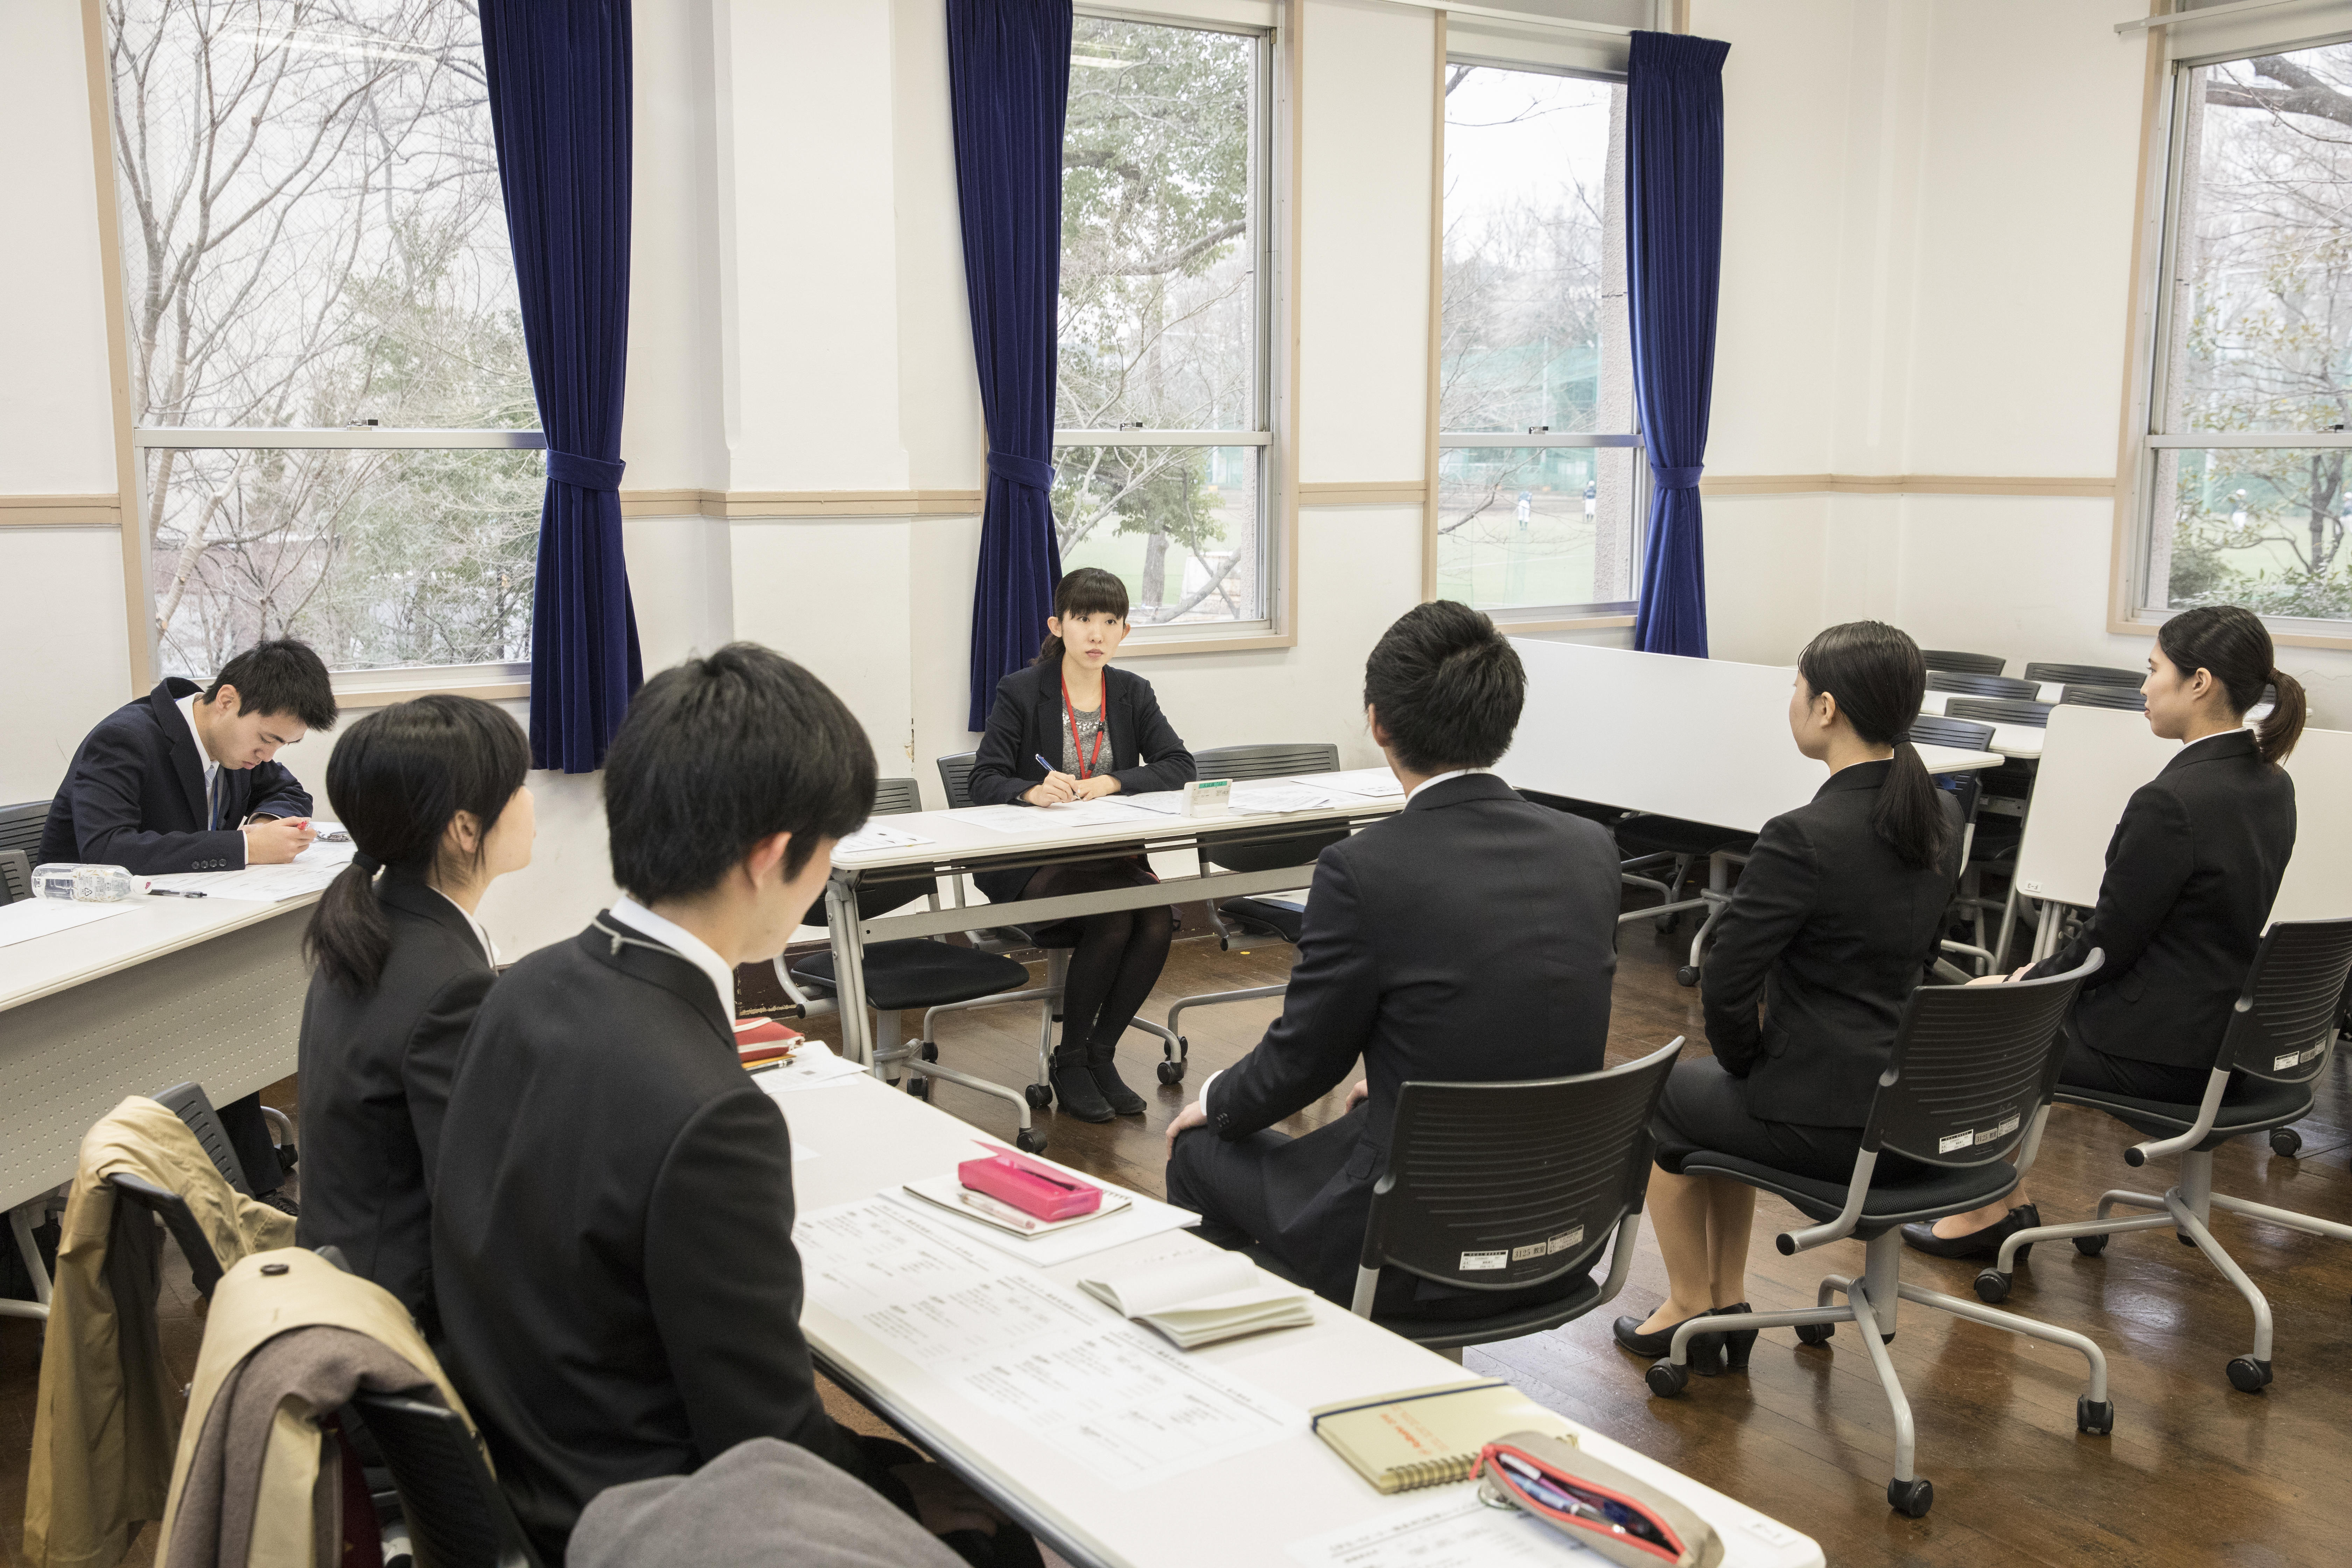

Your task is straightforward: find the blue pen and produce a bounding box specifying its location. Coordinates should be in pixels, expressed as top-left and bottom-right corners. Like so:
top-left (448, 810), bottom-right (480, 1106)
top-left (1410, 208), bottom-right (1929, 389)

top-left (1034, 753), bottom-right (1058, 773)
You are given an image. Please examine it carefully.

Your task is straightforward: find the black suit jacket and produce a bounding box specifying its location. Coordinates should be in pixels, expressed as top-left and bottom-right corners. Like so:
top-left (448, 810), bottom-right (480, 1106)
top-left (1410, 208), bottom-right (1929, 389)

top-left (966, 662), bottom-right (1195, 903)
top-left (1702, 760), bottom-right (1964, 1127)
top-left (40, 678), bottom-right (312, 874)
top-left (2025, 728), bottom-right (2295, 1068)
top-left (294, 875), bottom-right (495, 1329)
top-left (430, 919), bottom-right (889, 1562)
top-left (1201, 774), bottom-right (1620, 1291)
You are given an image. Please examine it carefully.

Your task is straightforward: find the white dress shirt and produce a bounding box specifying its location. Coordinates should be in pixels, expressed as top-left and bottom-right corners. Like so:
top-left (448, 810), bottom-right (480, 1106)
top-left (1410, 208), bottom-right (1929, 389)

top-left (606, 896), bottom-right (738, 1017)
top-left (433, 887), bottom-right (499, 966)
top-left (175, 691), bottom-right (243, 864)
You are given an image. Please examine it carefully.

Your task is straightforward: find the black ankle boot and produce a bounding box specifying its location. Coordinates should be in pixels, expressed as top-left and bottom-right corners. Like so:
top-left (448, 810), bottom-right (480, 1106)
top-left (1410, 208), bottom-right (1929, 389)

top-left (1051, 1046), bottom-right (1114, 1122)
top-left (1086, 1042), bottom-right (1146, 1116)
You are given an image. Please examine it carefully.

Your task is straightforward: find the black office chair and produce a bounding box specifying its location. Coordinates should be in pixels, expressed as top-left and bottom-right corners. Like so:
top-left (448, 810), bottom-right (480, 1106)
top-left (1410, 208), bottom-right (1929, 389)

top-left (1976, 918), bottom-right (2352, 1393)
top-left (1646, 954), bottom-right (2108, 1518)
top-left (1920, 650), bottom-right (2006, 677)
top-left (149, 1081), bottom-right (253, 1194)
top-left (2059, 685), bottom-right (2146, 712)
top-left (0, 849), bottom-right (28, 905)
top-left (1902, 718), bottom-right (2008, 967)
top-left (352, 1391), bottom-right (545, 1568)
top-left (0, 800), bottom-right (48, 861)
top-left (1926, 671), bottom-right (2042, 701)
top-left (1944, 695), bottom-right (2052, 730)
top-left (1351, 1038), bottom-right (1684, 1353)
top-left (107, 1172), bottom-right (227, 1297)
top-left (2022, 662), bottom-right (2143, 690)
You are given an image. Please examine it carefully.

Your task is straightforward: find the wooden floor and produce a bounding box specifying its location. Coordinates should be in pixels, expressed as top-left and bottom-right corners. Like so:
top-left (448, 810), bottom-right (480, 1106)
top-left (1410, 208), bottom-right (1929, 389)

top-left (5, 907), bottom-right (2348, 1567)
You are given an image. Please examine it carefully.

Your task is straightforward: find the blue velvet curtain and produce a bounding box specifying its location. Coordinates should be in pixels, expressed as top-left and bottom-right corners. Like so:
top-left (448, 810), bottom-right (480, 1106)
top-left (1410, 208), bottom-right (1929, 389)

top-left (1626, 30), bottom-right (1730, 659)
top-left (480, 0), bottom-right (643, 772)
top-left (947, 0), bottom-right (1072, 730)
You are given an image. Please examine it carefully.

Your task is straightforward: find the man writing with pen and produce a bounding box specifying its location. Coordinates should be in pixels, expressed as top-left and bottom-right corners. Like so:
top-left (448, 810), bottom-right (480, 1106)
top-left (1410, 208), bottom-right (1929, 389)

top-left (40, 636), bottom-right (339, 1211)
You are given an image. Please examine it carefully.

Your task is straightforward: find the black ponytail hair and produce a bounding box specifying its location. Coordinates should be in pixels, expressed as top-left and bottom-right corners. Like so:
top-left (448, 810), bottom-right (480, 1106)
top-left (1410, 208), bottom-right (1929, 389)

top-left (2156, 603), bottom-right (2306, 765)
top-left (1033, 567), bottom-right (1131, 667)
top-left (1797, 621), bottom-right (1953, 872)
top-left (303, 695), bottom-right (530, 995)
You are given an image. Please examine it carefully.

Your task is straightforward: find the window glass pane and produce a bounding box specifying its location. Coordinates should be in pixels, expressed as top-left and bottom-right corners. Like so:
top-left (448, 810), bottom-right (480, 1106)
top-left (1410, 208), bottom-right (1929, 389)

top-left (2146, 445), bottom-right (2352, 621)
top-left (105, 0), bottom-right (534, 432)
top-left (1440, 65), bottom-right (1628, 435)
top-left (147, 447), bottom-right (539, 677)
top-left (1435, 445), bottom-right (1637, 612)
top-left (1053, 446), bottom-right (1264, 626)
top-left (1059, 18), bottom-right (1259, 432)
top-left (2166, 44), bottom-right (2352, 437)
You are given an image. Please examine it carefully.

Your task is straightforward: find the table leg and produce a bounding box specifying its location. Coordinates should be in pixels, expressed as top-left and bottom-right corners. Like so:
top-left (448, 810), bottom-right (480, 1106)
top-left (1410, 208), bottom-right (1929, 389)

top-left (2, 1197), bottom-right (54, 1322)
top-left (825, 877), bottom-right (875, 1070)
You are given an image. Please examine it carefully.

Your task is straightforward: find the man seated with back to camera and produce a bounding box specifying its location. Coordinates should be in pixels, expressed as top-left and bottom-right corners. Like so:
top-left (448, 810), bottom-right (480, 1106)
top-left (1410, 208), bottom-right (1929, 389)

top-left (430, 644), bottom-right (1038, 1567)
top-left (1163, 602), bottom-right (1623, 1318)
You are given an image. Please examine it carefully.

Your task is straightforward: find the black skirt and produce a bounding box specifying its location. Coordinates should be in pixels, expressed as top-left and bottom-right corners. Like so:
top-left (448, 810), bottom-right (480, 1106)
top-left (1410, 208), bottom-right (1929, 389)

top-left (1650, 1058), bottom-right (1927, 1184)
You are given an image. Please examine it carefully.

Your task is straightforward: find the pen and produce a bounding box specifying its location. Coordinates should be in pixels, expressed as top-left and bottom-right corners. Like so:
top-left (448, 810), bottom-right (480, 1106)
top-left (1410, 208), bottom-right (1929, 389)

top-left (148, 888), bottom-right (207, 899)
top-left (1034, 753), bottom-right (1057, 772)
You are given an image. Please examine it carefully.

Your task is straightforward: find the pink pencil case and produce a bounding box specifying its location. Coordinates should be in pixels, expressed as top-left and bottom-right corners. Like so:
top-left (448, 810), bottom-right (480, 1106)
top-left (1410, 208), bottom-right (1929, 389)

top-left (958, 1149), bottom-right (1104, 1222)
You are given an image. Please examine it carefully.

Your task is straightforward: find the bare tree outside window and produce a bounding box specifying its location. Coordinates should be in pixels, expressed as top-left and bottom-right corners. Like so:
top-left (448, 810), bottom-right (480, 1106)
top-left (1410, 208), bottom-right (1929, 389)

top-left (1054, 18), bottom-right (1267, 628)
top-left (1436, 64), bottom-right (1637, 615)
top-left (106, 0), bottom-right (541, 677)
top-left (2148, 41), bottom-right (2352, 625)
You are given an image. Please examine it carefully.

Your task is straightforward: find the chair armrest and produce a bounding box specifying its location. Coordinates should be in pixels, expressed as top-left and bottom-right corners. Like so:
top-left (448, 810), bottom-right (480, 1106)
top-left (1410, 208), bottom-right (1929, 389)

top-left (1776, 1149), bottom-right (1878, 1255)
top-left (2125, 1065), bottom-right (2234, 1167)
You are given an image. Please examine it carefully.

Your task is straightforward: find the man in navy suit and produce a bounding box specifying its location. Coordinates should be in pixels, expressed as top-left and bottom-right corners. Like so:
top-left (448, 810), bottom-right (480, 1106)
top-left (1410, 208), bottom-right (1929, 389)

top-left (43, 638), bottom-right (339, 1206)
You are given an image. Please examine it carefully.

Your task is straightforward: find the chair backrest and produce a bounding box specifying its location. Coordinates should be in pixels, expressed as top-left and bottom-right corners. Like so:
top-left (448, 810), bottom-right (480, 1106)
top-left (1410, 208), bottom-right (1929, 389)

top-left (1358, 1039), bottom-right (1683, 1295)
top-left (107, 1172), bottom-right (226, 1296)
top-left (1191, 742), bottom-right (1342, 782)
top-left (804, 779), bottom-right (928, 928)
top-left (2218, 918), bottom-right (2352, 1087)
top-left (1933, 771), bottom-right (1982, 831)
top-left (0, 848), bottom-right (28, 906)
top-left (1945, 696), bottom-right (2052, 730)
top-left (1863, 954), bottom-right (2098, 1169)
top-left (936, 752), bottom-right (979, 810)
top-left (2023, 662), bottom-right (2142, 689)
top-left (1926, 670), bottom-right (2041, 701)
top-left (1903, 715), bottom-right (1995, 751)
top-left (351, 1391), bottom-right (546, 1568)
top-left (148, 1081), bottom-right (252, 1195)
top-left (2060, 684), bottom-right (2146, 712)
top-left (873, 777), bottom-right (922, 816)
top-left (1919, 650), bottom-right (2005, 677)
top-left (0, 800), bottom-right (49, 862)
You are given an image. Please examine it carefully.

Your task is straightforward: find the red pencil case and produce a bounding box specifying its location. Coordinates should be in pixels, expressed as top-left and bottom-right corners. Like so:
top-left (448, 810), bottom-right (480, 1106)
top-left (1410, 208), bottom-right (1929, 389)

top-left (957, 1149), bottom-right (1104, 1222)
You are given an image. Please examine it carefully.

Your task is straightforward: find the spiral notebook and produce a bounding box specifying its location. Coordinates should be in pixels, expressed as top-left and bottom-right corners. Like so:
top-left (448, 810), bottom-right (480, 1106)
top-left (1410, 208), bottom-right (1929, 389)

top-left (1309, 1379), bottom-right (1573, 1494)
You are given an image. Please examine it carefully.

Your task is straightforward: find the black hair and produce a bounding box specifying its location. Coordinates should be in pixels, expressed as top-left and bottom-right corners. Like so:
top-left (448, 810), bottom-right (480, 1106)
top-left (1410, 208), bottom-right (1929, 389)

top-left (603, 643), bottom-right (875, 903)
top-left (1797, 621), bottom-right (1953, 872)
top-left (2156, 604), bottom-right (2306, 765)
top-left (1034, 567), bottom-right (1130, 667)
top-left (203, 638), bottom-right (338, 733)
top-left (303, 695), bottom-right (530, 995)
top-left (1363, 601), bottom-right (1525, 774)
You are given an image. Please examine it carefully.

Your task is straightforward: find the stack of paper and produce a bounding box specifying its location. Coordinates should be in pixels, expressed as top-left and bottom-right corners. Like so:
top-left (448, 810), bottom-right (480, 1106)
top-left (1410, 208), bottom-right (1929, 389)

top-left (1077, 1250), bottom-right (1314, 1349)
top-left (750, 1040), bottom-right (869, 1093)
top-left (836, 822), bottom-right (935, 855)
top-left (1300, 768), bottom-right (1405, 799)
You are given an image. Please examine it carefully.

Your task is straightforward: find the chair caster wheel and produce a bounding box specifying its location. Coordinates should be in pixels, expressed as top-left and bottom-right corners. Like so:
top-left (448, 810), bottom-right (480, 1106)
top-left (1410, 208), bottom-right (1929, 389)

top-left (2226, 1356), bottom-right (2272, 1393)
top-left (1157, 1059), bottom-right (1185, 1085)
top-left (2073, 1234), bottom-right (2107, 1257)
top-left (1654, 912), bottom-right (1681, 934)
top-left (1675, 966), bottom-right (1699, 988)
top-left (919, 1041), bottom-right (939, 1062)
top-left (2075, 1395), bottom-right (2114, 1436)
top-left (2179, 1232), bottom-right (2197, 1247)
top-left (1886, 1477), bottom-right (1933, 1518)
top-left (1015, 1128), bottom-right (1049, 1155)
top-left (1973, 1269), bottom-right (2010, 1304)
top-left (1644, 1359), bottom-right (1689, 1397)
top-left (1795, 1323), bottom-right (1834, 1346)
top-left (2269, 1127), bottom-right (2302, 1157)
top-left (1024, 1084), bottom-right (1052, 1110)
top-left (906, 1076), bottom-right (932, 1101)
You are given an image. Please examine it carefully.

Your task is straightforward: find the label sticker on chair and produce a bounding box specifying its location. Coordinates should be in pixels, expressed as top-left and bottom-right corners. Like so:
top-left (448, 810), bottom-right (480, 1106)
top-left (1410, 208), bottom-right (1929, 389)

top-left (1939, 1113), bottom-right (2021, 1154)
top-left (2273, 1043), bottom-right (2325, 1070)
top-left (1460, 1250), bottom-right (1509, 1270)
top-left (1510, 1227), bottom-right (1584, 1263)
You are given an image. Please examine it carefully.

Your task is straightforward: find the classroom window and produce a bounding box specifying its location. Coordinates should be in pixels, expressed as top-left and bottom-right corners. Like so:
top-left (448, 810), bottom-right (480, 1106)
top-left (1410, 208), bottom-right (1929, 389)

top-left (102, 0), bottom-right (542, 678)
top-left (1436, 62), bottom-right (1639, 618)
top-left (2139, 37), bottom-right (2352, 631)
top-left (1054, 14), bottom-right (1270, 631)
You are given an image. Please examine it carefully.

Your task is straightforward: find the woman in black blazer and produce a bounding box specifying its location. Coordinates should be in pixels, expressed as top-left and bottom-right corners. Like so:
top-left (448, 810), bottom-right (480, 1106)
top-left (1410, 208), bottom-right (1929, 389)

top-left (295, 695), bottom-right (534, 1329)
top-left (969, 568), bottom-right (1196, 1122)
top-left (1909, 604), bottom-right (2304, 1259)
top-left (1614, 623), bottom-right (1963, 1373)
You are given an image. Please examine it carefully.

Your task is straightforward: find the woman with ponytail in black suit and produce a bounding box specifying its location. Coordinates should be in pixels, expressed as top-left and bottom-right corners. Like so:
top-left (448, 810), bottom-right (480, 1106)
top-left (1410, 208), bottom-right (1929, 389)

top-left (1614, 622), bottom-right (1964, 1375)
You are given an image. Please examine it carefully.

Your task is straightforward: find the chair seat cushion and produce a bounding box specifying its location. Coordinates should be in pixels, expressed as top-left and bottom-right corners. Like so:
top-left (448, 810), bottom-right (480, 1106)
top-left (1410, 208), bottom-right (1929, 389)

top-left (1615, 817), bottom-right (1755, 858)
top-left (1371, 1272), bottom-right (1603, 1352)
top-left (791, 941), bottom-right (1033, 1013)
top-left (1681, 1151), bottom-right (2019, 1235)
top-left (2056, 1077), bottom-right (2313, 1147)
top-left (1218, 896), bottom-right (1304, 945)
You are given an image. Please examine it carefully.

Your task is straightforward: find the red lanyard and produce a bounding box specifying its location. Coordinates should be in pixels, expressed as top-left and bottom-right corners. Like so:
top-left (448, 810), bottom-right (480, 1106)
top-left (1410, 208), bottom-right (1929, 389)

top-left (1062, 676), bottom-right (1106, 780)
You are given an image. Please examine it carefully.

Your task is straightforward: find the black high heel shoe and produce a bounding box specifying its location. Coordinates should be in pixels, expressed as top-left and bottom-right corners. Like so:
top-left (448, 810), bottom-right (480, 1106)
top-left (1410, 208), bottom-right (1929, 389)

top-left (1711, 1303), bottom-right (1759, 1373)
top-left (1612, 1310), bottom-right (1725, 1376)
top-left (1900, 1203), bottom-right (2040, 1261)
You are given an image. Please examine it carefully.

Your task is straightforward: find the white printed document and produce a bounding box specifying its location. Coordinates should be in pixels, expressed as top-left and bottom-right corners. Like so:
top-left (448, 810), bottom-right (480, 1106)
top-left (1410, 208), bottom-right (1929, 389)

top-left (888, 1170), bottom-right (1198, 1267)
top-left (145, 831), bottom-right (359, 903)
top-left (1287, 1490), bottom-right (1603, 1567)
top-left (955, 799), bottom-right (1159, 834)
top-left (1299, 768), bottom-right (1405, 799)
top-left (836, 822), bottom-right (936, 856)
top-left (1230, 779), bottom-right (1350, 814)
top-left (0, 897), bottom-right (138, 950)
top-left (751, 1040), bottom-right (869, 1094)
top-left (796, 1198), bottom-right (1303, 1488)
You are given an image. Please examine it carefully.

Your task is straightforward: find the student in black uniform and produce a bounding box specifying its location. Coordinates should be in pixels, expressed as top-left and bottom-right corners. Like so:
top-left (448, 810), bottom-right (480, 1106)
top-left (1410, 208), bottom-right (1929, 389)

top-left (967, 567), bottom-right (1196, 1122)
top-left (1906, 604), bottom-right (2304, 1258)
top-left (1615, 622), bottom-right (1962, 1374)
top-left (41, 637), bottom-right (340, 1208)
top-left (1163, 602), bottom-right (1623, 1315)
top-left (432, 644), bottom-right (1033, 1568)
top-left (294, 696), bottom-right (533, 1330)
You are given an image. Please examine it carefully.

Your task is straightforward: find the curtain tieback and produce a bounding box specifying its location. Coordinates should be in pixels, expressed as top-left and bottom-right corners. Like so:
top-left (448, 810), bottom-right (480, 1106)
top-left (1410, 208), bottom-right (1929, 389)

top-left (1648, 463), bottom-right (1705, 491)
top-left (987, 450), bottom-right (1056, 492)
top-left (547, 450), bottom-right (627, 490)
